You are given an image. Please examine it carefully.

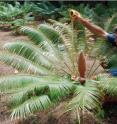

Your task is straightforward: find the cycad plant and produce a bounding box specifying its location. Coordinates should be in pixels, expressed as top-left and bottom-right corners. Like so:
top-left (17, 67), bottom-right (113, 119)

top-left (0, 9), bottom-right (117, 123)
top-left (0, 2), bottom-right (33, 31)
top-left (30, 1), bottom-right (64, 21)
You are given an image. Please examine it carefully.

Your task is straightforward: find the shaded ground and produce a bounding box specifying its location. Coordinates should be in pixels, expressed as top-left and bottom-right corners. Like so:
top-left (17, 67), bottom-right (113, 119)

top-left (0, 30), bottom-right (117, 124)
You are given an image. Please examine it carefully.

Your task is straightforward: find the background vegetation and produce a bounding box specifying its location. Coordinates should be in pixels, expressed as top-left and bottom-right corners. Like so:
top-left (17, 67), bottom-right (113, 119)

top-left (0, 1), bottom-right (117, 124)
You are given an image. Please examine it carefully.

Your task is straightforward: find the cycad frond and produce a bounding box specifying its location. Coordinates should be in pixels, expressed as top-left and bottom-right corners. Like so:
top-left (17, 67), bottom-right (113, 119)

top-left (0, 52), bottom-right (49, 75)
top-left (12, 77), bottom-right (73, 101)
top-left (48, 81), bottom-right (74, 100)
top-left (0, 75), bottom-right (45, 92)
top-left (68, 81), bottom-right (102, 112)
top-left (2, 41), bottom-right (72, 76)
top-left (10, 80), bottom-right (73, 107)
top-left (21, 26), bottom-right (63, 62)
top-left (98, 75), bottom-right (117, 96)
top-left (11, 95), bottom-right (52, 119)
top-left (4, 41), bottom-right (52, 68)
top-left (48, 19), bottom-right (81, 73)
top-left (104, 13), bottom-right (117, 32)
top-left (0, 75), bottom-right (74, 119)
top-left (39, 24), bottom-right (62, 43)
top-left (21, 26), bottom-right (47, 45)
top-left (107, 54), bottom-right (117, 69)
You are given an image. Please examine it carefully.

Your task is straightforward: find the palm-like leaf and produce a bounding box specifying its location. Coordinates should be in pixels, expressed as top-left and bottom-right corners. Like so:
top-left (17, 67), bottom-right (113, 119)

top-left (11, 95), bottom-right (52, 119)
top-left (68, 81), bottom-right (102, 112)
top-left (97, 74), bottom-right (117, 96)
top-left (4, 41), bottom-right (52, 67)
top-left (104, 13), bottom-right (117, 32)
top-left (0, 52), bottom-right (48, 75)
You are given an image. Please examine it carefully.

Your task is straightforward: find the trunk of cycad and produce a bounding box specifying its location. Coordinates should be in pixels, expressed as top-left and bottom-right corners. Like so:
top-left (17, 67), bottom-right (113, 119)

top-left (78, 52), bottom-right (86, 85)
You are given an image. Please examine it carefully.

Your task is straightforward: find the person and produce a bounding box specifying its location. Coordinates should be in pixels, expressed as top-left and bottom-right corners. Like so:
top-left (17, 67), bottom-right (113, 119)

top-left (70, 10), bottom-right (117, 76)
top-left (70, 9), bottom-right (117, 46)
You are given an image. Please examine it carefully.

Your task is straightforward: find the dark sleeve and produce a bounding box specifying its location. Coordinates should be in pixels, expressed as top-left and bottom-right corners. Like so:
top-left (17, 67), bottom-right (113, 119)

top-left (107, 33), bottom-right (116, 45)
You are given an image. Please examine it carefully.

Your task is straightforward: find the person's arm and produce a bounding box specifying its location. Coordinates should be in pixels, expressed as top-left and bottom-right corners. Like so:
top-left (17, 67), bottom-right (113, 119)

top-left (70, 10), bottom-right (108, 38)
top-left (78, 17), bottom-right (108, 38)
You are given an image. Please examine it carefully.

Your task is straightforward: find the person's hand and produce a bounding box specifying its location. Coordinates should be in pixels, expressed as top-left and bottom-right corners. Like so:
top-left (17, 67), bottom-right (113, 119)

top-left (69, 9), bottom-right (82, 21)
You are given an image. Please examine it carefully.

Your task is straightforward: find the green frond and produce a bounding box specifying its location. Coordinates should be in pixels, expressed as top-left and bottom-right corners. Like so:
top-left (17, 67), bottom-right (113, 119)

top-left (0, 75), bottom-right (46, 92)
top-left (3, 41), bottom-right (71, 75)
top-left (49, 20), bottom-right (80, 72)
top-left (9, 84), bottom-right (48, 107)
top-left (0, 74), bottom-right (74, 103)
top-left (104, 13), bottom-right (117, 31)
top-left (107, 54), bottom-right (117, 69)
top-left (49, 19), bottom-right (86, 51)
top-left (0, 52), bottom-right (49, 75)
top-left (11, 95), bottom-right (52, 119)
top-left (20, 26), bottom-right (63, 61)
top-left (67, 81), bottom-right (102, 112)
top-left (48, 80), bottom-right (75, 101)
top-left (0, 74), bottom-right (74, 119)
top-left (89, 38), bottom-right (113, 58)
top-left (21, 22), bottom-right (80, 70)
top-left (21, 26), bottom-right (47, 45)
top-left (39, 24), bottom-right (62, 43)
top-left (3, 41), bottom-right (52, 68)
top-left (98, 76), bottom-right (117, 96)
top-left (10, 80), bottom-right (74, 108)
